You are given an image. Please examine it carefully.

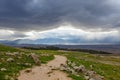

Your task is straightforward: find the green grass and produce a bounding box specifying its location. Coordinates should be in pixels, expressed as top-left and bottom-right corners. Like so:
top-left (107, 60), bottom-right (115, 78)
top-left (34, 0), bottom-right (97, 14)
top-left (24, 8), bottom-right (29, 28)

top-left (64, 51), bottom-right (120, 80)
top-left (68, 74), bottom-right (85, 80)
top-left (0, 45), bottom-right (120, 80)
top-left (34, 50), bottom-right (120, 80)
top-left (67, 55), bottom-right (120, 80)
top-left (0, 52), bottom-right (34, 80)
top-left (0, 44), bottom-right (20, 52)
top-left (0, 45), bottom-right (54, 80)
top-left (40, 55), bottom-right (54, 63)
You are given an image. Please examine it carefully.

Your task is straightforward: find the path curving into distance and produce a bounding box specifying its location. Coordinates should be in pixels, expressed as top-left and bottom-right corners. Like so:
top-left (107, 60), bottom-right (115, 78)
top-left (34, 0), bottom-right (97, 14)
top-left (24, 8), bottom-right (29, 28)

top-left (18, 55), bottom-right (72, 80)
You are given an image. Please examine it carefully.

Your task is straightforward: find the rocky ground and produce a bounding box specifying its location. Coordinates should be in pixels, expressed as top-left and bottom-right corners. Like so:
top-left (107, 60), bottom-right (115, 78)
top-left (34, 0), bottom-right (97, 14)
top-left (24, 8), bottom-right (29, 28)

top-left (18, 55), bottom-right (104, 80)
top-left (18, 55), bottom-right (72, 80)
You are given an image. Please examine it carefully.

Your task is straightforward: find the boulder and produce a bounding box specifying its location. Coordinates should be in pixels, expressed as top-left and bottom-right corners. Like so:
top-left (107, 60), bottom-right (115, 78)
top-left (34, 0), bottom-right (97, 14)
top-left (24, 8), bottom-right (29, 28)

top-left (86, 71), bottom-right (96, 77)
top-left (75, 65), bottom-right (86, 73)
top-left (29, 53), bottom-right (41, 65)
top-left (86, 71), bottom-right (104, 80)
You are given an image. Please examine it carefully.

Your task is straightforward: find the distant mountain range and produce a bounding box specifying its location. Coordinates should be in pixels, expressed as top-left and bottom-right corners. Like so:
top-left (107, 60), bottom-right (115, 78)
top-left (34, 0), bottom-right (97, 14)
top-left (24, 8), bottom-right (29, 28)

top-left (0, 38), bottom-right (120, 54)
top-left (0, 38), bottom-right (67, 45)
top-left (0, 37), bottom-right (120, 45)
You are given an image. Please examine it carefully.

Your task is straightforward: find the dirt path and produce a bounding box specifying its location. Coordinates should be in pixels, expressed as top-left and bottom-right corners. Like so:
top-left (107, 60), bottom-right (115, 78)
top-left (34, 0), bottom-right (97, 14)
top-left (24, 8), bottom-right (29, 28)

top-left (18, 55), bottom-right (72, 80)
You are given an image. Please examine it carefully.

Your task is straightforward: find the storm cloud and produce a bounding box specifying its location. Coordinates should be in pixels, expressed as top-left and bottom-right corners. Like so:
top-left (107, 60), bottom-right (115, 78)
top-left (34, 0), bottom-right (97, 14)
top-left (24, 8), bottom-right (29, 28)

top-left (0, 0), bottom-right (120, 31)
top-left (0, 0), bottom-right (120, 44)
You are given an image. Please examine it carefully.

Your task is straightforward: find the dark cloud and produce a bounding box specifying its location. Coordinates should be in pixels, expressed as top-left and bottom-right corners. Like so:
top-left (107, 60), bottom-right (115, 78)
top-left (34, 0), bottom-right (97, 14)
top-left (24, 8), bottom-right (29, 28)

top-left (12, 31), bottom-right (27, 38)
top-left (0, 30), bottom-right (27, 40)
top-left (0, 0), bottom-right (120, 31)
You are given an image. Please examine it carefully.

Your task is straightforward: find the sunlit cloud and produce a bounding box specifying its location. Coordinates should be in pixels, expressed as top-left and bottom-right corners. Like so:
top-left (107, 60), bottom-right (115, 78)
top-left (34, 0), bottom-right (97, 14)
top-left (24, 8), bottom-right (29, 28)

top-left (0, 29), bottom-right (27, 40)
top-left (24, 24), bottom-right (120, 43)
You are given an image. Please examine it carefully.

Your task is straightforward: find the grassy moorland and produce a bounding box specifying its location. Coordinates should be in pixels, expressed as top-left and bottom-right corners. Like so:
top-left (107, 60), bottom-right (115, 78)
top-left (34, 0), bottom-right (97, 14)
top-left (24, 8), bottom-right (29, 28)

top-left (33, 50), bottom-right (120, 80)
top-left (0, 45), bottom-right (54, 80)
top-left (0, 45), bottom-right (120, 80)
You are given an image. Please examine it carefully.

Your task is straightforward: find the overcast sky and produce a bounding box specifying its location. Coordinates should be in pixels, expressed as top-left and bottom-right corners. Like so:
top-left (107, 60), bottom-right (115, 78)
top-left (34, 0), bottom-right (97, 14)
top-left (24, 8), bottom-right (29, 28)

top-left (0, 0), bottom-right (120, 44)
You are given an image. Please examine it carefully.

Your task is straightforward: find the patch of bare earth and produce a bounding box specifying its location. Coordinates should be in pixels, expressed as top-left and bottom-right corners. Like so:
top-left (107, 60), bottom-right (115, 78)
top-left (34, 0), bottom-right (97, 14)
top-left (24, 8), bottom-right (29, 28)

top-left (18, 55), bottom-right (72, 80)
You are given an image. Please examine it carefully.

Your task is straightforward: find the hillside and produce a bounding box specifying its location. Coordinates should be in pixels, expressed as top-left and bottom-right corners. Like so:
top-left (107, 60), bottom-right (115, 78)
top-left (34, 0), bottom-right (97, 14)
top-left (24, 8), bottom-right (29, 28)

top-left (0, 45), bottom-right (120, 80)
top-left (0, 45), bottom-right (54, 80)
top-left (0, 44), bottom-right (19, 52)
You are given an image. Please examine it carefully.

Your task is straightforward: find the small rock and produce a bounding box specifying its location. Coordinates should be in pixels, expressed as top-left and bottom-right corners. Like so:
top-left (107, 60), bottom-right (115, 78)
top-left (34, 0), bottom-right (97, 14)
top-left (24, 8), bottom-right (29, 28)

top-left (60, 66), bottom-right (66, 71)
top-left (73, 66), bottom-right (79, 70)
top-left (86, 71), bottom-right (96, 77)
top-left (89, 78), bottom-right (95, 80)
top-left (1, 68), bottom-right (7, 71)
top-left (84, 76), bottom-right (90, 80)
top-left (70, 69), bottom-right (76, 75)
top-left (75, 65), bottom-right (86, 73)
top-left (25, 69), bottom-right (32, 73)
top-left (71, 62), bottom-right (76, 67)
top-left (6, 52), bottom-right (13, 56)
top-left (7, 58), bottom-right (14, 62)
top-left (100, 76), bottom-right (104, 79)
top-left (10, 77), bottom-right (14, 80)
top-left (24, 63), bottom-right (31, 66)
top-left (90, 65), bottom-right (93, 69)
top-left (67, 60), bottom-right (72, 65)
top-left (17, 56), bottom-right (22, 59)
top-left (13, 52), bottom-right (19, 55)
